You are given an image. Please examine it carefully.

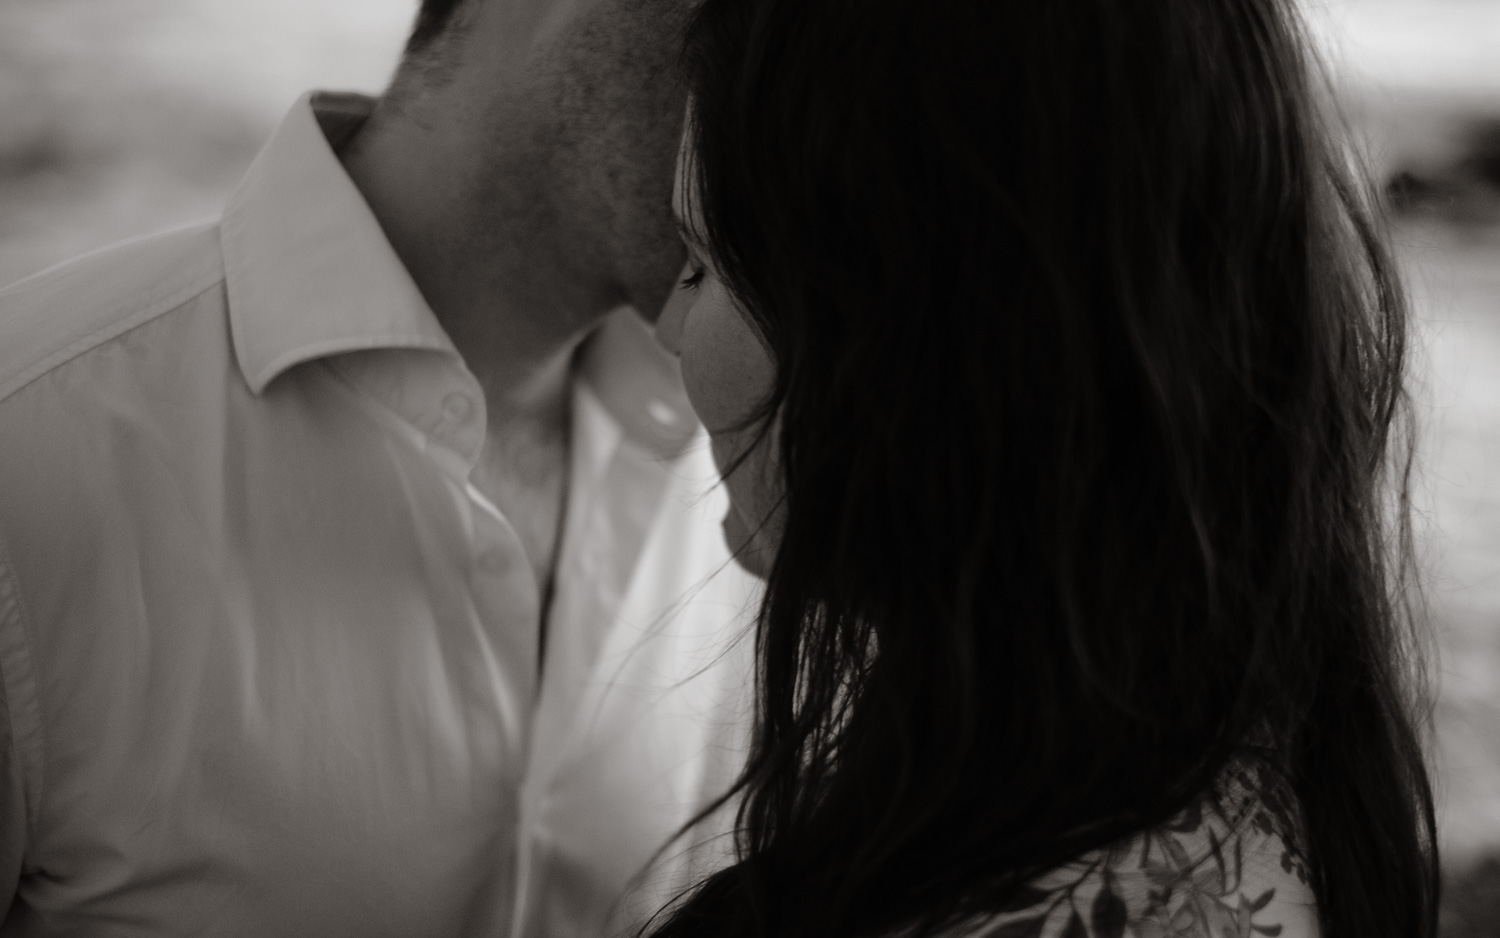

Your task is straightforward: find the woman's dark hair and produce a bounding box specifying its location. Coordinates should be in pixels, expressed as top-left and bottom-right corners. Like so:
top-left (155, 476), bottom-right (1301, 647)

top-left (648, 0), bottom-right (1438, 937)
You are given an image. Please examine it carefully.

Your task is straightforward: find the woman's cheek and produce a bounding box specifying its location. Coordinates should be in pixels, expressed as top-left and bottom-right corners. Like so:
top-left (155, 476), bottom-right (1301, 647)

top-left (679, 282), bottom-right (776, 436)
top-left (678, 282), bottom-right (783, 541)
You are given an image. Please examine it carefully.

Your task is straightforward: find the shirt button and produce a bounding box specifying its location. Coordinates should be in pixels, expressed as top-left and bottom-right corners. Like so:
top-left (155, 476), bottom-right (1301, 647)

top-left (442, 392), bottom-right (474, 425)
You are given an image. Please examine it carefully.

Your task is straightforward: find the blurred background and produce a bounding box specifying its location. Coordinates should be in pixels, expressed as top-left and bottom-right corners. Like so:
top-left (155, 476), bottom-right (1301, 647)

top-left (0, 0), bottom-right (1498, 932)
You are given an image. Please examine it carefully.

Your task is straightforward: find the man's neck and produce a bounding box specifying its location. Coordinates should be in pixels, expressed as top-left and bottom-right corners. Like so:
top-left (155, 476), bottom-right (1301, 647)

top-left (335, 89), bottom-right (619, 429)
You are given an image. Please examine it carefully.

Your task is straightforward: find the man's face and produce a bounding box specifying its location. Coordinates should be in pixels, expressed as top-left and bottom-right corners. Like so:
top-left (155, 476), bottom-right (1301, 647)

top-left (470, 0), bottom-right (694, 322)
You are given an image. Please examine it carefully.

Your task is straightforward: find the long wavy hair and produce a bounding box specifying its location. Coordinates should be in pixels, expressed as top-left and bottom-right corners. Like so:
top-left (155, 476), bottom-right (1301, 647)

top-left (646, 0), bottom-right (1439, 936)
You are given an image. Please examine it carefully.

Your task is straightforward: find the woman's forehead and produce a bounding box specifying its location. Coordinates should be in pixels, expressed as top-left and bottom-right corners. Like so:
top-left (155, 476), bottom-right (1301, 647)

top-left (671, 127), bottom-right (709, 250)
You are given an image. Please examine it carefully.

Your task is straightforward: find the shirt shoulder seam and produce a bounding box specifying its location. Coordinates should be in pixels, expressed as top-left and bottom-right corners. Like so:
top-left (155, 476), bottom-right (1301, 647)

top-left (0, 271), bottom-right (225, 407)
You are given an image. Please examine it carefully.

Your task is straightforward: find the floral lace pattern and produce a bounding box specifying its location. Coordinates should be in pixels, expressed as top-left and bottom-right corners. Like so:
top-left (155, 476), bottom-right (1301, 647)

top-left (954, 762), bottom-right (1317, 938)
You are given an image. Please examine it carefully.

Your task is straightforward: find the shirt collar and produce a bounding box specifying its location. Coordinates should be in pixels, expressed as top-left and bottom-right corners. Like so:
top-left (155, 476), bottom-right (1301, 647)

top-left (221, 92), bottom-right (454, 396)
top-left (220, 91), bottom-right (699, 462)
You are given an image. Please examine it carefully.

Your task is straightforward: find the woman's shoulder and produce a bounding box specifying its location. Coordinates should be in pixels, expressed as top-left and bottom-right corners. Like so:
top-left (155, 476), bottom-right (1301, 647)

top-left (953, 761), bottom-right (1320, 938)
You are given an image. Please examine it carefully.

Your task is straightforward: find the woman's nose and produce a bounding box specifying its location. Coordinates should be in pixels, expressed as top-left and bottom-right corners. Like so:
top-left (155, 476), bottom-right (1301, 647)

top-left (652, 261), bottom-right (696, 357)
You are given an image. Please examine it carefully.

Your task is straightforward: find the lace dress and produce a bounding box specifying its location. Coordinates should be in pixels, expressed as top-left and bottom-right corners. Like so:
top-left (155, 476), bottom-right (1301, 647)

top-left (946, 761), bottom-right (1319, 938)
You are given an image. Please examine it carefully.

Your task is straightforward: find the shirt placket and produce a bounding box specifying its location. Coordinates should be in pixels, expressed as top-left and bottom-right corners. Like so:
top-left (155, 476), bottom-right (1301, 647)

top-left (426, 369), bottom-right (544, 749)
top-left (331, 350), bottom-right (542, 757)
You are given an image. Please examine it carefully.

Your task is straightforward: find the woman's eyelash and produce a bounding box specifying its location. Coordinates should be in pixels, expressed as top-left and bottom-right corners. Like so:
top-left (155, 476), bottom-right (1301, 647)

top-left (680, 266), bottom-right (706, 291)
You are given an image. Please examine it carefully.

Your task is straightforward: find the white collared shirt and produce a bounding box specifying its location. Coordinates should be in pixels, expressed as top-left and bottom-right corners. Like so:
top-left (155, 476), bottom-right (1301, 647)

top-left (0, 92), bottom-right (760, 938)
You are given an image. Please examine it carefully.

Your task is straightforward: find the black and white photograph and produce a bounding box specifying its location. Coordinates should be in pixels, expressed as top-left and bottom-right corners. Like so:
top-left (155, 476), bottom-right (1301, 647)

top-left (0, 1), bottom-right (1496, 936)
